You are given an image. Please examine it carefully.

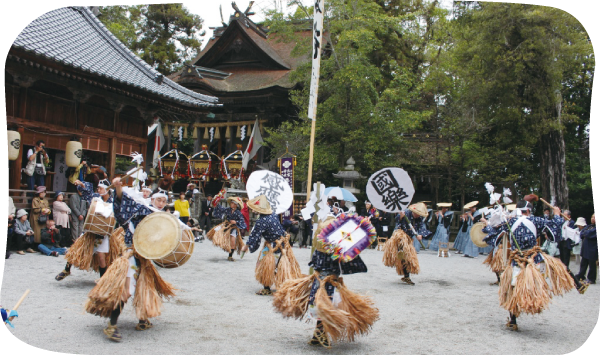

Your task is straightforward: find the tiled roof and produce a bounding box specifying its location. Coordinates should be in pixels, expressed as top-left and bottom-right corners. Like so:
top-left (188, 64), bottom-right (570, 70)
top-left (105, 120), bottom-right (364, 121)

top-left (11, 6), bottom-right (219, 108)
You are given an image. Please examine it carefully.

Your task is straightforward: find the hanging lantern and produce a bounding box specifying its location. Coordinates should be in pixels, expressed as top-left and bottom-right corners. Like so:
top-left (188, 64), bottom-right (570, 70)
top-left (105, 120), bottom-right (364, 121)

top-left (225, 126), bottom-right (231, 139)
top-left (214, 127), bottom-right (221, 139)
top-left (203, 127), bottom-right (209, 140)
top-left (65, 141), bottom-right (83, 167)
top-left (235, 125), bottom-right (241, 138)
top-left (7, 130), bottom-right (21, 161)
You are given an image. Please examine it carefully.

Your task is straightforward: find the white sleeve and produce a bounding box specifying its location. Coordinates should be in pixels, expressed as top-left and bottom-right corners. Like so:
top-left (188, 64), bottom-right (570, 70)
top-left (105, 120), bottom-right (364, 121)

top-left (27, 149), bottom-right (34, 159)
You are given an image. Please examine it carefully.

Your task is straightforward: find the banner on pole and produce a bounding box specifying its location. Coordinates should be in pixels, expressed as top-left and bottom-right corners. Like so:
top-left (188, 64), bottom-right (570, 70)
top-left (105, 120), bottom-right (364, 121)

top-left (307, 0), bottom-right (325, 121)
top-left (279, 156), bottom-right (295, 219)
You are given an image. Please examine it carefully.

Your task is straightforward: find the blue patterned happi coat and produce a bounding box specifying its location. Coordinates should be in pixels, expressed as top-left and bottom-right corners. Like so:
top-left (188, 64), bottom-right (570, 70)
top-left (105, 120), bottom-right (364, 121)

top-left (78, 181), bottom-right (114, 204)
top-left (395, 210), bottom-right (432, 252)
top-left (112, 192), bottom-right (156, 245)
top-left (247, 213), bottom-right (285, 253)
top-left (213, 204), bottom-right (247, 231)
top-left (483, 214), bottom-right (563, 265)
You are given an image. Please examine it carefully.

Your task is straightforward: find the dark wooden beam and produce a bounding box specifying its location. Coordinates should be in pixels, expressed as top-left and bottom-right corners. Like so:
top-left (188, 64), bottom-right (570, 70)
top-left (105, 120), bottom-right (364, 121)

top-left (7, 115), bottom-right (147, 144)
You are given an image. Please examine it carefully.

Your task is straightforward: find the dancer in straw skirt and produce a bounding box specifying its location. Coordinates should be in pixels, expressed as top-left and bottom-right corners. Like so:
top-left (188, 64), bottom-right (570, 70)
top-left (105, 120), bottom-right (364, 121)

top-left (391, 202), bottom-right (431, 285)
top-left (241, 195), bottom-right (301, 295)
top-left (481, 197), bottom-right (577, 331)
top-left (273, 215), bottom-right (379, 348)
top-left (209, 196), bottom-right (247, 261)
top-left (56, 179), bottom-right (125, 281)
top-left (85, 178), bottom-right (178, 342)
top-left (206, 197), bottom-right (247, 261)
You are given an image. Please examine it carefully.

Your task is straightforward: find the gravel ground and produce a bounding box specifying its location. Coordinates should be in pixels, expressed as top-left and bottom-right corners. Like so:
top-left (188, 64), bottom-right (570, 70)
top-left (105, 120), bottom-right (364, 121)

top-left (1, 241), bottom-right (599, 354)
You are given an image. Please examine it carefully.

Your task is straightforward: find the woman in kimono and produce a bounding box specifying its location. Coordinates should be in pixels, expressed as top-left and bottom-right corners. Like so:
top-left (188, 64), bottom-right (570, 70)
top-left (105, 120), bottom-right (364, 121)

top-left (429, 203), bottom-right (453, 252)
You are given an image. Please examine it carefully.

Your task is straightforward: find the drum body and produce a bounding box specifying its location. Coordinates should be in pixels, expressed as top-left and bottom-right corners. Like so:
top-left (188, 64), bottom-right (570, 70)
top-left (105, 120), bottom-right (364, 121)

top-left (84, 199), bottom-right (116, 236)
top-left (133, 212), bottom-right (194, 268)
top-left (470, 221), bottom-right (489, 248)
top-left (154, 230), bottom-right (195, 268)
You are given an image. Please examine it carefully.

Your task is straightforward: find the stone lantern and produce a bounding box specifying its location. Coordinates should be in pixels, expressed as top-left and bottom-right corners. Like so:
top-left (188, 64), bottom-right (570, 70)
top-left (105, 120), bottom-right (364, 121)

top-left (332, 157), bottom-right (365, 194)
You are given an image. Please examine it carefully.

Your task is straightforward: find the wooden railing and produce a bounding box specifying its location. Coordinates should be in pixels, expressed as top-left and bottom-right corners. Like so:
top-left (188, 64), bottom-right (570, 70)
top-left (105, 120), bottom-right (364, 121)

top-left (9, 189), bottom-right (79, 212)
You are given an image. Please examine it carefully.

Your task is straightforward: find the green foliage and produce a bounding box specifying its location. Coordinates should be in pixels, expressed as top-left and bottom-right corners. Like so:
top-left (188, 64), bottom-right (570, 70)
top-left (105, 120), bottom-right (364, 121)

top-left (264, 0), bottom-right (447, 185)
top-left (99, 4), bottom-right (204, 75)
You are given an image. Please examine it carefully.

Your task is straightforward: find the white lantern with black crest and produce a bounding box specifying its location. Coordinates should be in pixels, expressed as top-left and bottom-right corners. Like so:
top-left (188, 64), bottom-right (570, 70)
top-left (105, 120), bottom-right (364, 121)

top-left (7, 130), bottom-right (21, 161)
top-left (65, 140), bottom-right (83, 167)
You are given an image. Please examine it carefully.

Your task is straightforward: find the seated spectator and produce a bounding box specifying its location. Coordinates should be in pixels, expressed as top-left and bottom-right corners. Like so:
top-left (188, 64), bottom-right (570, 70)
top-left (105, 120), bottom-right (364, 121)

top-left (7, 197), bottom-right (16, 259)
top-left (53, 191), bottom-right (71, 232)
top-left (30, 186), bottom-right (50, 246)
top-left (38, 220), bottom-right (68, 257)
top-left (13, 209), bottom-right (35, 254)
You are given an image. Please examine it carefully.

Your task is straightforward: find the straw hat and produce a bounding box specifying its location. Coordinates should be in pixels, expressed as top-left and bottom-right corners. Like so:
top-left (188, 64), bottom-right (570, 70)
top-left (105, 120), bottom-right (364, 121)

top-left (505, 204), bottom-right (517, 211)
top-left (16, 209), bottom-right (28, 218)
top-left (575, 217), bottom-right (587, 227)
top-left (227, 196), bottom-right (244, 209)
top-left (437, 202), bottom-right (452, 208)
top-left (247, 195), bottom-right (273, 215)
top-left (464, 201), bottom-right (478, 209)
top-left (408, 202), bottom-right (428, 218)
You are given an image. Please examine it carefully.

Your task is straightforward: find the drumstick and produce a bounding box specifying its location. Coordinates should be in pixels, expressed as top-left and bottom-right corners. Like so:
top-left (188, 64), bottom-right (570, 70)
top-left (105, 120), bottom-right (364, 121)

top-left (106, 167), bottom-right (143, 190)
top-left (404, 215), bottom-right (427, 250)
top-left (539, 198), bottom-right (571, 221)
top-left (12, 289), bottom-right (30, 311)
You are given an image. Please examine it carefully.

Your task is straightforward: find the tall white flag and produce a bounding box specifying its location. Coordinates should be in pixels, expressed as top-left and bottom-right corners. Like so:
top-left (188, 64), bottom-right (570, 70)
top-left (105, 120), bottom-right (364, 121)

top-left (152, 120), bottom-right (165, 168)
top-left (242, 119), bottom-right (263, 170)
top-left (307, 0), bottom-right (325, 120)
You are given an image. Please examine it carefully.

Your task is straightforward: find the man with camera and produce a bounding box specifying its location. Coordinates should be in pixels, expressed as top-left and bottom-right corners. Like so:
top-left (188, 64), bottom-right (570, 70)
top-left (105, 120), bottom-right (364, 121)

top-left (24, 140), bottom-right (49, 191)
top-left (38, 220), bottom-right (68, 257)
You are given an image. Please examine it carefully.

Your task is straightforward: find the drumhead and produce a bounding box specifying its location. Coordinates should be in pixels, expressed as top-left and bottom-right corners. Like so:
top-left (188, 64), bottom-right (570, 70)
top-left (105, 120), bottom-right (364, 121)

top-left (470, 221), bottom-right (489, 248)
top-left (133, 212), bottom-right (182, 260)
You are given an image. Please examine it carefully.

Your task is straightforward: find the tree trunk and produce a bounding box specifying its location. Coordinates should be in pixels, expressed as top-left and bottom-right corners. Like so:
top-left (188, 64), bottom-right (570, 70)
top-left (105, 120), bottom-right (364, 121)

top-left (539, 129), bottom-right (569, 209)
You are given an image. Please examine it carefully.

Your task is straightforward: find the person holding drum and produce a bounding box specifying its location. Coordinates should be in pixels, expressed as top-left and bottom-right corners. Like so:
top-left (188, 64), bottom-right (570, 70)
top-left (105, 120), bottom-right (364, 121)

top-left (212, 196), bottom-right (247, 261)
top-left (85, 178), bottom-right (177, 342)
top-left (241, 195), bottom-right (287, 295)
top-left (56, 179), bottom-right (117, 281)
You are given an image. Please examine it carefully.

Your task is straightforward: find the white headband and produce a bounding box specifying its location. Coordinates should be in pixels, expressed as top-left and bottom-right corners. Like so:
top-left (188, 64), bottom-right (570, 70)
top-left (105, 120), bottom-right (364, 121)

top-left (152, 188), bottom-right (169, 199)
top-left (518, 201), bottom-right (532, 211)
top-left (98, 179), bottom-right (110, 189)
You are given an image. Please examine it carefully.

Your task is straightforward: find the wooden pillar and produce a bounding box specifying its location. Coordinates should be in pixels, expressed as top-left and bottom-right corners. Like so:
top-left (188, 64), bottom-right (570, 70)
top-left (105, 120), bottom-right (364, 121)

top-left (10, 126), bottom-right (25, 190)
top-left (140, 141), bottom-right (147, 171)
top-left (108, 137), bottom-right (117, 179)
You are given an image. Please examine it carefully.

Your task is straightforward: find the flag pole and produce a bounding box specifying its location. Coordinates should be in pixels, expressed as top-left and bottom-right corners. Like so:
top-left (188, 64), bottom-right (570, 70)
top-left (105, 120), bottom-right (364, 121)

top-left (306, 0), bottom-right (325, 200)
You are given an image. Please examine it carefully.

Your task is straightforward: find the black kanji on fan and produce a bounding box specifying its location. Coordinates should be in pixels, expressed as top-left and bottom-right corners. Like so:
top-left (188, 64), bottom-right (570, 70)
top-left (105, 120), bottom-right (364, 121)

top-left (371, 170), bottom-right (410, 210)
